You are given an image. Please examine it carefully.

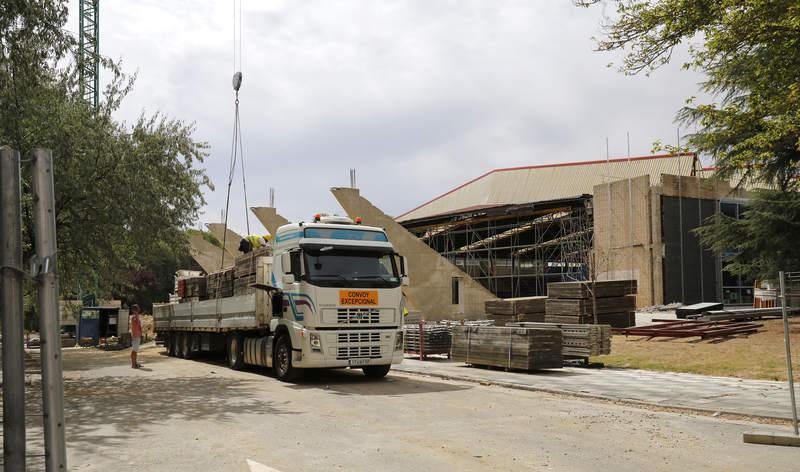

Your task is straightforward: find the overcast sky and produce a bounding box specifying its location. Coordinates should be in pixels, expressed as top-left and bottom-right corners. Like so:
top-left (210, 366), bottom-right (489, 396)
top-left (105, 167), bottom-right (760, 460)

top-left (67, 0), bottom-right (703, 236)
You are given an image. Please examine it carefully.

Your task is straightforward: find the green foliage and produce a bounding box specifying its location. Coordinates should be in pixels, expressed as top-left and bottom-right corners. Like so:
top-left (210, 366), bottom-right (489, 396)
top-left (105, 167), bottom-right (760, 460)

top-left (0, 1), bottom-right (211, 301)
top-left (695, 190), bottom-right (800, 280)
top-left (579, 0), bottom-right (800, 190)
top-left (579, 0), bottom-right (800, 277)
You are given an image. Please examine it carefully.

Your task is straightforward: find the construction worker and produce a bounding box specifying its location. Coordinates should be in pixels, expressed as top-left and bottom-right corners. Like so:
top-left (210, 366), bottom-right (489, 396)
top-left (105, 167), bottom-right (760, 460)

top-left (238, 234), bottom-right (270, 254)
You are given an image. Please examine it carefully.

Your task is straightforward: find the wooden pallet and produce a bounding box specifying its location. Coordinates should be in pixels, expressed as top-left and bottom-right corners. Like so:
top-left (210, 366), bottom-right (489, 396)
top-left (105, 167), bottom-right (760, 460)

top-left (451, 326), bottom-right (563, 370)
top-left (547, 280), bottom-right (637, 299)
top-left (485, 296), bottom-right (547, 315)
top-left (545, 296), bottom-right (635, 316)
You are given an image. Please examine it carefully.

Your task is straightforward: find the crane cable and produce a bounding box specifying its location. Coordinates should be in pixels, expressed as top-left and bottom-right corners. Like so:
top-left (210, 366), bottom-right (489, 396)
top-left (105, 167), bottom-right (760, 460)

top-left (219, 0), bottom-right (250, 273)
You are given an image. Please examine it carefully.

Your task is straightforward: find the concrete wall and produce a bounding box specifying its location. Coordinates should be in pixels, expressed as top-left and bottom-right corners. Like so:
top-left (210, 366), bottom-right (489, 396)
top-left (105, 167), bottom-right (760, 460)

top-left (593, 173), bottom-right (749, 308)
top-left (205, 223), bottom-right (243, 257)
top-left (187, 234), bottom-right (234, 273)
top-left (593, 175), bottom-right (659, 308)
top-left (331, 187), bottom-right (495, 320)
top-left (251, 207), bottom-right (290, 236)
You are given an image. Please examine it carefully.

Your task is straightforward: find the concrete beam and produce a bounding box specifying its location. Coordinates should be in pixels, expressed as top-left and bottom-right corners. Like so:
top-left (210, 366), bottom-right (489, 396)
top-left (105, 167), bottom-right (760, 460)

top-left (205, 223), bottom-right (244, 257)
top-left (251, 207), bottom-right (289, 236)
top-left (330, 187), bottom-right (495, 320)
top-left (187, 234), bottom-right (234, 273)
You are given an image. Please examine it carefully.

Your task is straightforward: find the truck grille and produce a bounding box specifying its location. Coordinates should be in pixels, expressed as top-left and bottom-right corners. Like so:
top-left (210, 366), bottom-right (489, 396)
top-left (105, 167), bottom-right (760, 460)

top-left (337, 332), bottom-right (381, 344)
top-left (337, 308), bottom-right (380, 324)
top-left (337, 345), bottom-right (381, 359)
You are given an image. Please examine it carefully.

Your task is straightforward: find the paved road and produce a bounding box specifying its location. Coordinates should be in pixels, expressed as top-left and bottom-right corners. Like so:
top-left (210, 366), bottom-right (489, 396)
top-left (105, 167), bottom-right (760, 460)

top-left (21, 346), bottom-right (799, 471)
top-left (396, 358), bottom-right (797, 420)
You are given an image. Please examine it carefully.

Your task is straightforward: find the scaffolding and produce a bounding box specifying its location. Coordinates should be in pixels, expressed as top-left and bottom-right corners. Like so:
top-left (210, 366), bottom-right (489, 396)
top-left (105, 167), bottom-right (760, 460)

top-left (404, 196), bottom-right (593, 299)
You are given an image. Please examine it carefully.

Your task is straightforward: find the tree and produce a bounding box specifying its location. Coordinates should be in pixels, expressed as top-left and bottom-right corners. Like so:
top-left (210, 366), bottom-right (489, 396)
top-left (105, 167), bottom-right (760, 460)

top-left (577, 0), bottom-right (800, 188)
top-left (695, 189), bottom-right (800, 280)
top-left (578, 0), bottom-right (800, 278)
top-left (1, 1), bottom-right (211, 301)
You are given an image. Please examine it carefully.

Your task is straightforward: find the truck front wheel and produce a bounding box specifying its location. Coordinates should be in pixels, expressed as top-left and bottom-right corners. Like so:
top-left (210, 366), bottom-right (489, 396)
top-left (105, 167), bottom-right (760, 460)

top-left (362, 365), bottom-right (391, 379)
top-left (227, 333), bottom-right (244, 370)
top-left (273, 335), bottom-right (302, 382)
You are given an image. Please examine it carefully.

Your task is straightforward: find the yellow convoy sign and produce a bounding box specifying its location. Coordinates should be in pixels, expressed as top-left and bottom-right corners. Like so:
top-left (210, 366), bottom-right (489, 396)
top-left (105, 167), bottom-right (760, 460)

top-left (339, 290), bottom-right (379, 306)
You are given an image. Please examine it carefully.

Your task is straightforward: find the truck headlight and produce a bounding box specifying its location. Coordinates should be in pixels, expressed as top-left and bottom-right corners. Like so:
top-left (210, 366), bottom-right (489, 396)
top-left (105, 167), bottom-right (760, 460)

top-left (310, 333), bottom-right (321, 351)
top-left (395, 331), bottom-right (403, 351)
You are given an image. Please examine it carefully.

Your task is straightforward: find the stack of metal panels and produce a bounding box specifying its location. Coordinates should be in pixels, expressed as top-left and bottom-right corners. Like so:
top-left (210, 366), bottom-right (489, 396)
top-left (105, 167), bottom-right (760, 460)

top-left (507, 322), bottom-right (611, 357)
top-left (545, 280), bottom-right (637, 327)
top-left (403, 322), bottom-right (452, 355)
top-left (451, 326), bottom-right (563, 370)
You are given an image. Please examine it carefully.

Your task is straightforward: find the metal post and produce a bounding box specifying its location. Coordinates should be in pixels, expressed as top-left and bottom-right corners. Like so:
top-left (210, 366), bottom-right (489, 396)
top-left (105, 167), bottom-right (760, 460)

top-left (32, 148), bottom-right (68, 471)
top-left (1, 147), bottom-right (26, 471)
top-left (779, 271), bottom-right (799, 435)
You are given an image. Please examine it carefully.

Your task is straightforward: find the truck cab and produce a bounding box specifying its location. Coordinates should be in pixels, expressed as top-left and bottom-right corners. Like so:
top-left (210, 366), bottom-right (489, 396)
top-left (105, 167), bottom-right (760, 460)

top-left (269, 216), bottom-right (406, 379)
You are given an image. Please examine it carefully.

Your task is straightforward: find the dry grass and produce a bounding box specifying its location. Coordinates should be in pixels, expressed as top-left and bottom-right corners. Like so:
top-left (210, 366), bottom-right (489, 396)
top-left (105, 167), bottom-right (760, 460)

top-left (592, 318), bottom-right (800, 381)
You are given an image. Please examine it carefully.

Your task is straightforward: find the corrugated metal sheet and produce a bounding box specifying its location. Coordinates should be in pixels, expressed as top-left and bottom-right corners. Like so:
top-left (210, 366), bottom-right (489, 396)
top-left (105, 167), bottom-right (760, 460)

top-left (397, 153), bottom-right (697, 222)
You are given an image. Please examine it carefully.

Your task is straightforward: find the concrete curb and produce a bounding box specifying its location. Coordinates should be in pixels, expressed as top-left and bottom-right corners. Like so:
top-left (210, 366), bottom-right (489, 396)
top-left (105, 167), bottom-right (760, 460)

top-left (743, 431), bottom-right (800, 447)
top-left (394, 366), bottom-right (793, 424)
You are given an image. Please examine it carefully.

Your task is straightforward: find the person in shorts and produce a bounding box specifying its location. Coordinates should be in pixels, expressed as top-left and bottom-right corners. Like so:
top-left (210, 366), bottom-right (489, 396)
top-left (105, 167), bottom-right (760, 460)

top-left (130, 304), bottom-right (143, 368)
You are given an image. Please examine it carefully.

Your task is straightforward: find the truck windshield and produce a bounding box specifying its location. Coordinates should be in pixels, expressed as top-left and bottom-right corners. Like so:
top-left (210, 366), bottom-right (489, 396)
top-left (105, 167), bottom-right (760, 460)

top-left (303, 248), bottom-right (400, 288)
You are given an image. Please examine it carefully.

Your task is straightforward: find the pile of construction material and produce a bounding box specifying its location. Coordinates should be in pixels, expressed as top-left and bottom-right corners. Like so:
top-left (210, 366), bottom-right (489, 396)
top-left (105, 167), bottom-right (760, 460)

top-left (207, 268), bottom-right (235, 299)
top-left (234, 246), bottom-right (270, 296)
top-left (403, 322), bottom-right (452, 357)
top-left (451, 325), bottom-right (563, 370)
top-left (485, 296), bottom-right (546, 326)
top-left (507, 322), bottom-right (611, 358)
top-left (545, 280), bottom-right (637, 327)
top-left (177, 276), bottom-right (207, 301)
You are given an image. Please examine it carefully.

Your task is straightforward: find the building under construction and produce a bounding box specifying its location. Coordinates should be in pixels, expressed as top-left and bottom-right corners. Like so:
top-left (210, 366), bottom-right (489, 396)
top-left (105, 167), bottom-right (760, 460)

top-left (396, 153), bottom-right (753, 309)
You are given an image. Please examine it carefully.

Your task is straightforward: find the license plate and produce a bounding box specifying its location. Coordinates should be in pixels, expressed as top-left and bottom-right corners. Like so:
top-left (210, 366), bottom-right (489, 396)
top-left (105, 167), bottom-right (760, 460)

top-left (339, 290), bottom-right (379, 306)
top-left (348, 358), bottom-right (370, 367)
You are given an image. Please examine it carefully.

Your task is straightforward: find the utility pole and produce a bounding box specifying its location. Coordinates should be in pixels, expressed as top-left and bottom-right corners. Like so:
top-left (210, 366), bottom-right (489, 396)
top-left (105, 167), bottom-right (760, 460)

top-left (79, 0), bottom-right (100, 108)
top-left (1, 147), bottom-right (26, 471)
top-left (32, 149), bottom-right (68, 471)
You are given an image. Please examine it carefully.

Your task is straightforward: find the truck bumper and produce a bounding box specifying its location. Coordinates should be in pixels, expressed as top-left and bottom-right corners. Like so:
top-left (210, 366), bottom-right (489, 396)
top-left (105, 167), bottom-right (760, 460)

top-left (292, 328), bottom-right (404, 369)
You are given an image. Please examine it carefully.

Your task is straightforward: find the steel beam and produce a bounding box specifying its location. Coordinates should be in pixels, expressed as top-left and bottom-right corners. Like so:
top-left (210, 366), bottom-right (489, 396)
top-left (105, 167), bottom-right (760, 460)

top-left (32, 149), bottom-right (68, 471)
top-left (1, 147), bottom-right (26, 471)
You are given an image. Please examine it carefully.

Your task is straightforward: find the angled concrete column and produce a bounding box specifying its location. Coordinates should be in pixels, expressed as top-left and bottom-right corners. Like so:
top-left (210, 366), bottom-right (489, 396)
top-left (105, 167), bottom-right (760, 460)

top-left (331, 187), bottom-right (494, 320)
top-left (251, 207), bottom-right (289, 236)
top-left (205, 223), bottom-right (244, 257)
top-left (188, 234), bottom-right (234, 273)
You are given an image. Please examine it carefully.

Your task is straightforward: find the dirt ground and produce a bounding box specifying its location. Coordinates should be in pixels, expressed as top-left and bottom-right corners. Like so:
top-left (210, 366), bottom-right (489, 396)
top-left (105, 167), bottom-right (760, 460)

top-left (18, 346), bottom-right (800, 471)
top-left (594, 318), bottom-right (800, 381)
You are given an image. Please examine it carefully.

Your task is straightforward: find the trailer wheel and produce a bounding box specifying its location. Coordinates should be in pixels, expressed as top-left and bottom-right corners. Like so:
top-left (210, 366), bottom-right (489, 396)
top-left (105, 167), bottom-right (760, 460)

top-left (227, 333), bottom-right (244, 370)
top-left (181, 332), bottom-right (194, 360)
top-left (273, 335), bottom-right (302, 382)
top-left (164, 333), bottom-right (172, 355)
top-left (176, 332), bottom-right (186, 358)
top-left (362, 365), bottom-right (391, 379)
top-left (168, 332), bottom-right (178, 357)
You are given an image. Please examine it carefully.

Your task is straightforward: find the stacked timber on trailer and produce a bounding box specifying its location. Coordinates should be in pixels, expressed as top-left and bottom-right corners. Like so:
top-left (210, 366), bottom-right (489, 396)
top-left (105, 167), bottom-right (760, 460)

top-left (451, 326), bottom-right (563, 370)
top-left (545, 280), bottom-right (637, 327)
top-left (178, 276), bottom-right (207, 301)
top-left (233, 246), bottom-right (271, 296)
top-left (207, 268), bottom-right (235, 299)
top-left (507, 322), bottom-right (611, 358)
top-left (485, 296), bottom-right (546, 326)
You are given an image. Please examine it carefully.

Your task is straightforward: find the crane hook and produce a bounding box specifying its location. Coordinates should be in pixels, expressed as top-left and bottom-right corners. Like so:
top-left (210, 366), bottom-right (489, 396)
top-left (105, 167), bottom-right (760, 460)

top-left (232, 71), bottom-right (243, 92)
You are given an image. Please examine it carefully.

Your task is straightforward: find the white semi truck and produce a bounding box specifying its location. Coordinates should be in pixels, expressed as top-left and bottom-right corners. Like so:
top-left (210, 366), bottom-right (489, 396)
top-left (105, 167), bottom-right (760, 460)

top-left (153, 216), bottom-right (407, 381)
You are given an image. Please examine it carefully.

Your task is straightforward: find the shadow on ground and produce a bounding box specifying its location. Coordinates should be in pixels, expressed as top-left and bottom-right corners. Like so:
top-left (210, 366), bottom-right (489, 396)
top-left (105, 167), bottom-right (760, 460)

top-left (287, 368), bottom-right (473, 396)
top-left (51, 373), bottom-right (301, 455)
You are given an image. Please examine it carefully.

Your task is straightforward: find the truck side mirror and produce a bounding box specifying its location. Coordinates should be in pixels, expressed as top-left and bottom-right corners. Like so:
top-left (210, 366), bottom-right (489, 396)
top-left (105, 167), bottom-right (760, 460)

top-left (401, 275), bottom-right (410, 287)
top-left (400, 256), bottom-right (409, 277)
top-left (281, 252), bottom-right (291, 274)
